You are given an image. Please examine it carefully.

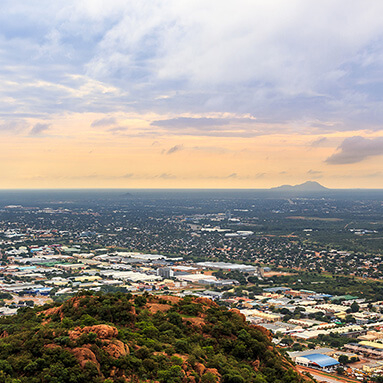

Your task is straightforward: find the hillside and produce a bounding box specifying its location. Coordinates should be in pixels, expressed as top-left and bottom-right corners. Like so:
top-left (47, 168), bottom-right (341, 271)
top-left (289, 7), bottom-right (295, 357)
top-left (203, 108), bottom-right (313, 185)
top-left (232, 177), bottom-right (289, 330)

top-left (270, 181), bottom-right (328, 192)
top-left (0, 292), bottom-right (313, 383)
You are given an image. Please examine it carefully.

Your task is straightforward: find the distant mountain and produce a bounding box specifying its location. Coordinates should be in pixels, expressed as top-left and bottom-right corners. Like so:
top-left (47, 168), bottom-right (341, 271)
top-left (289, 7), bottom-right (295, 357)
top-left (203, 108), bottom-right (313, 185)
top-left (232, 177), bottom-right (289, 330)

top-left (270, 181), bottom-right (329, 192)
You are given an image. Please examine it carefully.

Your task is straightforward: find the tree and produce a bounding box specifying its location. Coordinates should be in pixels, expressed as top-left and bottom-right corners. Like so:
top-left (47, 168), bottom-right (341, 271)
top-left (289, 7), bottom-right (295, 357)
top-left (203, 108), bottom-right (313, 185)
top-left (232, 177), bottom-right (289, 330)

top-left (338, 355), bottom-right (349, 364)
top-left (350, 302), bottom-right (360, 313)
top-left (201, 372), bottom-right (218, 383)
top-left (222, 375), bottom-right (245, 383)
top-left (281, 337), bottom-right (294, 346)
top-left (134, 295), bottom-right (147, 307)
top-left (345, 314), bottom-right (356, 323)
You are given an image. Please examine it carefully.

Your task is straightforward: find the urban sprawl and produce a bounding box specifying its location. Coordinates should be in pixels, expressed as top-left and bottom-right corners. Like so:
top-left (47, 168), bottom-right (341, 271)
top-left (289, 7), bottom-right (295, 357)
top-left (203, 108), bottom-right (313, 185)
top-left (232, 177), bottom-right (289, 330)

top-left (1, 195), bottom-right (383, 382)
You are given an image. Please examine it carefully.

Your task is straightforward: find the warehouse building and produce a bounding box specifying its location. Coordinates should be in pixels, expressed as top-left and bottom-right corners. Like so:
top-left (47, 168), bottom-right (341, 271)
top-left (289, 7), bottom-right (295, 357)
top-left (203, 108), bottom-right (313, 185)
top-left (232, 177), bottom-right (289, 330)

top-left (295, 353), bottom-right (339, 371)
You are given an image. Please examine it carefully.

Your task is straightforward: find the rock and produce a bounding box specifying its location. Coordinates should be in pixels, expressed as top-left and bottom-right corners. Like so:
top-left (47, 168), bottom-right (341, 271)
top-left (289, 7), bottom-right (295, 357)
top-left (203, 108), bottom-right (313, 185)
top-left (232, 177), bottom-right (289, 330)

top-left (193, 297), bottom-right (218, 308)
top-left (69, 325), bottom-right (118, 340)
top-left (39, 305), bottom-right (64, 323)
top-left (251, 360), bottom-right (260, 371)
top-left (44, 343), bottom-right (61, 350)
top-left (182, 316), bottom-right (205, 327)
top-left (195, 363), bottom-right (206, 376)
top-left (109, 366), bottom-right (117, 377)
top-left (70, 347), bottom-right (100, 372)
top-left (147, 303), bottom-right (172, 314)
top-left (86, 325), bottom-right (118, 339)
top-left (229, 309), bottom-right (246, 322)
top-left (251, 325), bottom-right (272, 340)
top-left (102, 339), bottom-right (130, 358)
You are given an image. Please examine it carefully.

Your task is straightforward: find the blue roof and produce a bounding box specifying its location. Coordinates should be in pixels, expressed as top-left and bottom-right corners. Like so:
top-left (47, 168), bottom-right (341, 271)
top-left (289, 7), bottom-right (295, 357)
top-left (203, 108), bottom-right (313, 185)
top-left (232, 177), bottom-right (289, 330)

top-left (303, 354), bottom-right (339, 368)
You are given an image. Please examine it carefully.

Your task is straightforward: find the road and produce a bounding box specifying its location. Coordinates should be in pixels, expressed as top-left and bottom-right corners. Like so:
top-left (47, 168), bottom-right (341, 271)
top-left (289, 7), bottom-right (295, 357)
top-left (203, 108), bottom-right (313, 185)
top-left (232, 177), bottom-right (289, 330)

top-left (297, 366), bottom-right (360, 383)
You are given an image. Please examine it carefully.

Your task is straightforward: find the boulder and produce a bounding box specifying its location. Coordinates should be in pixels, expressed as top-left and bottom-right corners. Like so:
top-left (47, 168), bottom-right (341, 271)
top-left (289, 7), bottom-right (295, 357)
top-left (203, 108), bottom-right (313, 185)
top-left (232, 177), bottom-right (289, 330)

top-left (102, 339), bottom-right (130, 358)
top-left (70, 347), bottom-right (100, 372)
top-left (195, 362), bottom-right (206, 376)
top-left (69, 324), bottom-right (118, 340)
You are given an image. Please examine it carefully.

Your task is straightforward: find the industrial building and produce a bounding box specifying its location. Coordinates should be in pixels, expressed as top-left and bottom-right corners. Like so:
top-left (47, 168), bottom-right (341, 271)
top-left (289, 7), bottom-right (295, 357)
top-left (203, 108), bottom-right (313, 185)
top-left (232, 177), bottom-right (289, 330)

top-left (294, 353), bottom-right (339, 371)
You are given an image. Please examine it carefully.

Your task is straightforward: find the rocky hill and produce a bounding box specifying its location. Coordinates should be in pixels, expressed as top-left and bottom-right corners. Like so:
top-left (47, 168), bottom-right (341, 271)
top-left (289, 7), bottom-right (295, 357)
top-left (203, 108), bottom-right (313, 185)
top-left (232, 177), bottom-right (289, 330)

top-left (270, 181), bottom-right (328, 192)
top-left (0, 292), bottom-right (314, 383)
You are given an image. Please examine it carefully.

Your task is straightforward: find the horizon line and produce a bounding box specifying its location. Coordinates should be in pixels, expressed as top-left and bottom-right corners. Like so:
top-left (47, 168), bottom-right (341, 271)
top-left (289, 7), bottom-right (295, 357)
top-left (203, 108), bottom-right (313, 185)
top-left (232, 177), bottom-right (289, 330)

top-left (0, 187), bottom-right (383, 191)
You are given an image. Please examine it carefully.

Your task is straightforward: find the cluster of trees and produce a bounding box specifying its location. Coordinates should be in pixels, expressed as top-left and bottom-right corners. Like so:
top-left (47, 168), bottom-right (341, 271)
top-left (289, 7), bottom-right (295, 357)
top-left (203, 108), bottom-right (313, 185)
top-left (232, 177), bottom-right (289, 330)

top-left (0, 292), bottom-right (312, 383)
top-left (271, 272), bottom-right (383, 302)
top-left (338, 354), bottom-right (358, 364)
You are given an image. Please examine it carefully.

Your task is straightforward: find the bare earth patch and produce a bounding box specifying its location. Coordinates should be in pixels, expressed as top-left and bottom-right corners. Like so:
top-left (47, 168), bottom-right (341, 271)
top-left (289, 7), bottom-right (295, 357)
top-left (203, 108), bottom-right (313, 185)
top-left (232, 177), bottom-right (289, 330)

top-left (146, 303), bottom-right (172, 313)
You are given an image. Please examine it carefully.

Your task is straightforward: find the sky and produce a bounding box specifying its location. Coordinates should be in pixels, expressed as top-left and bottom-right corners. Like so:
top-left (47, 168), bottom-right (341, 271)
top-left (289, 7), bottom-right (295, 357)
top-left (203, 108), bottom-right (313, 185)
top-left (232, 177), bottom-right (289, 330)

top-left (1, 0), bottom-right (383, 189)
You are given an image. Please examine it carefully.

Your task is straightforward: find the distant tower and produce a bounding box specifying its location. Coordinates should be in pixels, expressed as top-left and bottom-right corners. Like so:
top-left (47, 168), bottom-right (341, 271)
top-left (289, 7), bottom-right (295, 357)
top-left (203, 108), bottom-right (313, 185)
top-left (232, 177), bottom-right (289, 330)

top-left (157, 267), bottom-right (174, 278)
top-left (225, 210), bottom-right (232, 220)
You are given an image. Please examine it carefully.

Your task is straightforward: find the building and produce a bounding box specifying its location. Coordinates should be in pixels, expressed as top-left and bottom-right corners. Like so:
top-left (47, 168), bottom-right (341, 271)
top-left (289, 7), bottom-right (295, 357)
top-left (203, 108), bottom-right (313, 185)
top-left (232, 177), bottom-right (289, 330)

top-left (157, 267), bottom-right (174, 278)
top-left (345, 342), bottom-right (383, 359)
top-left (295, 354), bottom-right (339, 371)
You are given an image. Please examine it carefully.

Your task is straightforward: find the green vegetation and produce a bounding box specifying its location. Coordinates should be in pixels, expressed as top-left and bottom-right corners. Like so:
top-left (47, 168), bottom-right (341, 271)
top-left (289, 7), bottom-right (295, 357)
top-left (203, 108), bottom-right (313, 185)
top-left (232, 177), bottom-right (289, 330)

top-left (270, 272), bottom-right (383, 301)
top-left (0, 292), bottom-right (311, 383)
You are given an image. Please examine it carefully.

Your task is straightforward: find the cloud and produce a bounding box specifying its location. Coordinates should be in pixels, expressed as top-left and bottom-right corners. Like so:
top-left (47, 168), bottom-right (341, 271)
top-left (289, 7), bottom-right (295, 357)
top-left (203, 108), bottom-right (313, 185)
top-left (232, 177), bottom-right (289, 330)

top-left (151, 116), bottom-right (280, 137)
top-left (311, 137), bottom-right (328, 147)
top-left (157, 173), bottom-right (177, 179)
top-left (150, 116), bottom-right (271, 137)
top-left (164, 144), bottom-right (227, 155)
top-left (151, 117), bottom-right (255, 129)
top-left (1, 1), bottom-right (383, 138)
top-left (166, 144), bottom-right (184, 154)
top-left (326, 136), bottom-right (383, 164)
top-left (152, 117), bottom-right (229, 128)
top-left (307, 169), bottom-right (323, 179)
top-left (29, 123), bottom-right (51, 136)
top-left (190, 146), bottom-right (228, 154)
top-left (307, 169), bottom-right (322, 175)
top-left (362, 171), bottom-right (383, 178)
top-left (107, 127), bottom-right (127, 133)
top-left (255, 173), bottom-right (266, 179)
top-left (91, 117), bottom-right (117, 127)
top-left (0, 120), bottom-right (28, 133)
